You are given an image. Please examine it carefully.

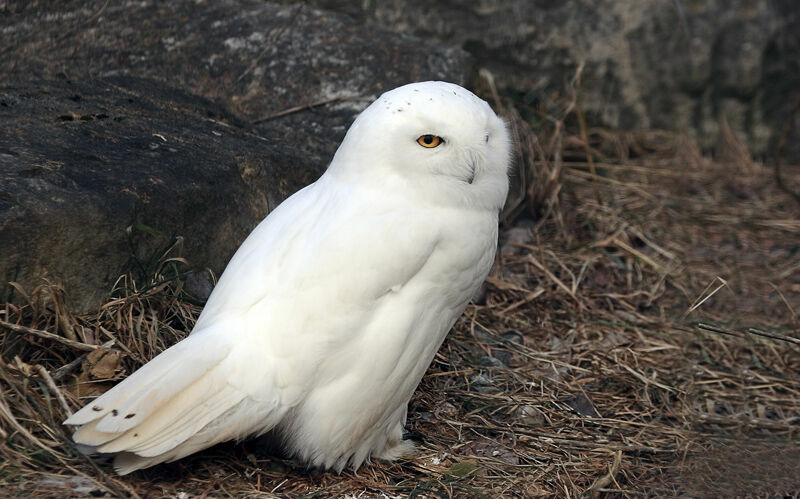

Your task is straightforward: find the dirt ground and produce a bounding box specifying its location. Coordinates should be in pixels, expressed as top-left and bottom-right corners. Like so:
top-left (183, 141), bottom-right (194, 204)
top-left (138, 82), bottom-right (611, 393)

top-left (1, 86), bottom-right (799, 497)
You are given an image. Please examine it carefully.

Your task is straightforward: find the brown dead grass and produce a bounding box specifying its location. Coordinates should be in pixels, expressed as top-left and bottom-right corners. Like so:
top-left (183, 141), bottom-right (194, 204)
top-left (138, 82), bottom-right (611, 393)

top-left (1, 76), bottom-right (799, 497)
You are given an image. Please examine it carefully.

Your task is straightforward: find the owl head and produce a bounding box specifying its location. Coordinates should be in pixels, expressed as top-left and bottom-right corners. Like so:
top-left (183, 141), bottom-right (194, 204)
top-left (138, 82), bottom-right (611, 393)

top-left (329, 81), bottom-right (512, 212)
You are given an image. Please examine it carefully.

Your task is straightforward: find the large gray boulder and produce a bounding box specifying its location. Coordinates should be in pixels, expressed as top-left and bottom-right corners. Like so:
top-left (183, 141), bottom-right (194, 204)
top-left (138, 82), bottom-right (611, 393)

top-left (296, 0), bottom-right (800, 157)
top-left (2, 0), bottom-right (470, 161)
top-left (0, 77), bottom-right (320, 310)
top-left (0, 0), bottom-right (471, 310)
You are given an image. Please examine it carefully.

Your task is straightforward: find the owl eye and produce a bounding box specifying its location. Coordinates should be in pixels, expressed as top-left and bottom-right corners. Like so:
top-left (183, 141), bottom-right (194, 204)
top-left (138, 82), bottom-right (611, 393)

top-left (417, 135), bottom-right (443, 148)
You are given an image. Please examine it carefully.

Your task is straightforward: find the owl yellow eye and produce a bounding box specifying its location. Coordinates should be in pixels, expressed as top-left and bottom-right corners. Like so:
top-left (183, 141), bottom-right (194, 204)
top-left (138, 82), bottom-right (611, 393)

top-left (417, 134), bottom-right (443, 148)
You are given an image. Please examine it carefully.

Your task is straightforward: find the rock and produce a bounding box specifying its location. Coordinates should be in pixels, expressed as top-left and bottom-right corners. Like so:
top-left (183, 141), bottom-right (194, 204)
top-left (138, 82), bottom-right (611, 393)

top-left (471, 323), bottom-right (495, 343)
top-left (0, 1), bottom-right (471, 310)
top-left (297, 0), bottom-right (800, 159)
top-left (184, 270), bottom-right (216, 303)
top-left (416, 411), bottom-right (435, 422)
top-left (470, 372), bottom-right (496, 394)
top-left (0, 77), bottom-right (316, 310)
top-left (563, 393), bottom-right (601, 418)
top-left (478, 355), bottom-right (506, 368)
top-left (2, 0), bottom-right (471, 162)
top-left (517, 404), bottom-right (547, 426)
top-left (434, 401), bottom-right (458, 417)
top-left (500, 329), bottom-right (525, 345)
top-left (500, 226), bottom-right (533, 257)
top-left (489, 348), bottom-right (513, 367)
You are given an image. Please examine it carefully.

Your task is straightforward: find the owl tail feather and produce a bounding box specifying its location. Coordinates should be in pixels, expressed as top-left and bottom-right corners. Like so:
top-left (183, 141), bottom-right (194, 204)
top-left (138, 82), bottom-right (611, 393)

top-left (64, 330), bottom-right (257, 474)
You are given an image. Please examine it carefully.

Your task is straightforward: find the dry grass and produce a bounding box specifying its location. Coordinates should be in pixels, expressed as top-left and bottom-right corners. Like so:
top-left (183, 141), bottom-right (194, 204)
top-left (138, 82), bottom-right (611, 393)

top-left (1, 78), bottom-right (799, 497)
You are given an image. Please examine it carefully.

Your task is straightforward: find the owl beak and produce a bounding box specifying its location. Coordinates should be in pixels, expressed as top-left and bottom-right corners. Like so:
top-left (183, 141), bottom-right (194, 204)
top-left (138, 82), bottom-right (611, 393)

top-left (466, 163), bottom-right (476, 184)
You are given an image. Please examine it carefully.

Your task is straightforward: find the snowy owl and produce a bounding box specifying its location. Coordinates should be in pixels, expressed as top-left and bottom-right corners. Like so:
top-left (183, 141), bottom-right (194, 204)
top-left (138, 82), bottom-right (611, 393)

top-left (65, 81), bottom-right (511, 474)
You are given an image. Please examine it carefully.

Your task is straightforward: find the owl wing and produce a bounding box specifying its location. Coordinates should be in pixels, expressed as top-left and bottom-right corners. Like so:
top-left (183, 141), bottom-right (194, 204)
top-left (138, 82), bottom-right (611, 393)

top-left (65, 174), bottom-right (444, 472)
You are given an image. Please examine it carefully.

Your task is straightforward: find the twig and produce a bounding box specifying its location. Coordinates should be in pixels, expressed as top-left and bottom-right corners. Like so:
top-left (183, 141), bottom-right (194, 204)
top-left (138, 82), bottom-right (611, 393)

top-left (682, 277), bottom-right (729, 318)
top-left (0, 319), bottom-right (104, 352)
top-left (622, 364), bottom-right (682, 393)
top-left (478, 68), bottom-right (504, 112)
top-left (526, 253), bottom-right (584, 308)
top-left (36, 365), bottom-right (73, 417)
top-left (609, 237), bottom-right (665, 273)
top-left (0, 392), bottom-right (67, 457)
top-left (767, 282), bottom-right (796, 319)
top-left (696, 322), bottom-right (800, 346)
top-left (746, 327), bottom-right (800, 346)
top-left (252, 96), bottom-right (349, 123)
top-left (694, 322), bottom-right (747, 339)
top-left (53, 289), bottom-right (78, 342)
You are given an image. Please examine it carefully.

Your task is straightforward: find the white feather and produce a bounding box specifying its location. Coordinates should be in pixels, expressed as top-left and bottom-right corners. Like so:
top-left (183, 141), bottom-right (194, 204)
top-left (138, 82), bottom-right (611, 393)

top-left (65, 81), bottom-right (512, 474)
top-left (65, 330), bottom-right (232, 431)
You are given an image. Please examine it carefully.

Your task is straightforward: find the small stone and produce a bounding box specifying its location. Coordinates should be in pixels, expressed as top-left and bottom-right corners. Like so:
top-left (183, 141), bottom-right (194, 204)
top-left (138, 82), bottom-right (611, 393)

top-left (418, 411), bottom-right (434, 422)
top-left (185, 270), bottom-right (215, 302)
top-left (478, 355), bottom-right (505, 368)
top-left (435, 402), bottom-right (458, 416)
top-left (517, 405), bottom-right (546, 426)
top-left (471, 324), bottom-right (494, 343)
top-left (564, 393), bottom-right (600, 418)
top-left (489, 348), bottom-right (513, 366)
top-left (471, 372), bottom-right (493, 386)
top-left (500, 330), bottom-right (524, 344)
top-left (500, 227), bottom-right (533, 257)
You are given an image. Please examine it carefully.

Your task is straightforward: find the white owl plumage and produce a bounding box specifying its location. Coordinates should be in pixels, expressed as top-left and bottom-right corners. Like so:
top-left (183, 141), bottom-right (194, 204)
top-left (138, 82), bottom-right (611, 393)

top-left (65, 81), bottom-right (512, 474)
